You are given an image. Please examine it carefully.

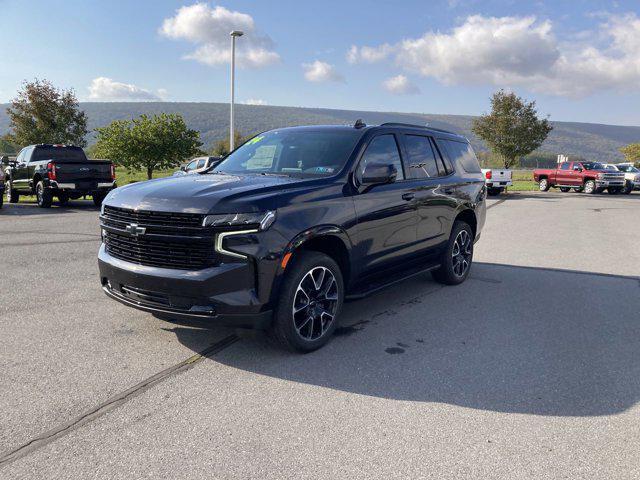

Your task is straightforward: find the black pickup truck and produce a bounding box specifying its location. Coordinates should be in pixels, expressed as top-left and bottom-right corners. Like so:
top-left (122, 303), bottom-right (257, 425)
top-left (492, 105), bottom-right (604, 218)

top-left (4, 144), bottom-right (116, 207)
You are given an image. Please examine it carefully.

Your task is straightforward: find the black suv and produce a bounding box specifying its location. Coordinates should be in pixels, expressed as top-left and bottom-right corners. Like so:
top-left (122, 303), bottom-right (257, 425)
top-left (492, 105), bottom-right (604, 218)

top-left (99, 123), bottom-right (486, 351)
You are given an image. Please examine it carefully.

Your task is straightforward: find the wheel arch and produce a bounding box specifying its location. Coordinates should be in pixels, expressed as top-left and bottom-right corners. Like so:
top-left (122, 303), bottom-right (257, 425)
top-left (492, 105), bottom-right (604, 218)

top-left (453, 208), bottom-right (477, 238)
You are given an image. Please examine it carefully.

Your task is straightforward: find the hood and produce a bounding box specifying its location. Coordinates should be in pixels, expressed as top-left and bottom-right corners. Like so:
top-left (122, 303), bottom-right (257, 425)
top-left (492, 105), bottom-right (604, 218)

top-left (105, 172), bottom-right (304, 214)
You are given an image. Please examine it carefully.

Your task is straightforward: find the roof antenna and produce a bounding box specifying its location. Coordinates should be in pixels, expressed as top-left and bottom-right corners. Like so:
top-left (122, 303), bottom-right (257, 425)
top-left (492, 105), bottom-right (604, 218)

top-left (354, 119), bottom-right (366, 129)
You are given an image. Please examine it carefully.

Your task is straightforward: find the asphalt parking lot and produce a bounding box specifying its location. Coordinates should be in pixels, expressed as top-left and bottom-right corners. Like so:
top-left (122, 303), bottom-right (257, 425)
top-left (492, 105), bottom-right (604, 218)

top-left (1, 192), bottom-right (639, 479)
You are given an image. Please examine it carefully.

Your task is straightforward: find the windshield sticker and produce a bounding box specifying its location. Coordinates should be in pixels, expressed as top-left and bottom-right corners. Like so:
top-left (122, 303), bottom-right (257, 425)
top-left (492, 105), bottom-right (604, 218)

top-left (246, 136), bottom-right (264, 145)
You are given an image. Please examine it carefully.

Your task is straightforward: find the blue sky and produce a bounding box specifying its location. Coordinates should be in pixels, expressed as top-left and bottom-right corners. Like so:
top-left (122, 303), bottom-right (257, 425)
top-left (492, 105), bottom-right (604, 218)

top-left (1, 0), bottom-right (639, 125)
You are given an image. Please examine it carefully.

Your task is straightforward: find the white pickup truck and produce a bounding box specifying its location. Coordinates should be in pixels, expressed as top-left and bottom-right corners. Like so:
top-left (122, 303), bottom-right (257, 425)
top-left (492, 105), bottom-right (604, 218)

top-left (481, 168), bottom-right (512, 196)
top-left (605, 163), bottom-right (640, 194)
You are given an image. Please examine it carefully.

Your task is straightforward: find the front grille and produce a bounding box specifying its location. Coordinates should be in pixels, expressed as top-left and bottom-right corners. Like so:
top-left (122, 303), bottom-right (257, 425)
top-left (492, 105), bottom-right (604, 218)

top-left (600, 174), bottom-right (625, 181)
top-left (102, 205), bottom-right (204, 235)
top-left (104, 230), bottom-right (217, 270)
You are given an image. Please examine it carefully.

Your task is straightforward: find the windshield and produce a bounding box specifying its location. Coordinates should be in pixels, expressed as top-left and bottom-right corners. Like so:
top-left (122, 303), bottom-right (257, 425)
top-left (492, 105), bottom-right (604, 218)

top-left (212, 129), bottom-right (362, 177)
top-left (617, 165), bottom-right (639, 173)
top-left (581, 162), bottom-right (607, 170)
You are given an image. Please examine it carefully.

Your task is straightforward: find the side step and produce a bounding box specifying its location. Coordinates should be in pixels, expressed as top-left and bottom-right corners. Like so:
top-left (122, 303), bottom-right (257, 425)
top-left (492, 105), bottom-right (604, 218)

top-left (345, 263), bottom-right (441, 300)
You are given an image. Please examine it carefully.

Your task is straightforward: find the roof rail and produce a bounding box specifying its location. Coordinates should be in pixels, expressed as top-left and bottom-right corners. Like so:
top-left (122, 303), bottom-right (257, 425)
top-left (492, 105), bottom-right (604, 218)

top-left (380, 122), bottom-right (457, 135)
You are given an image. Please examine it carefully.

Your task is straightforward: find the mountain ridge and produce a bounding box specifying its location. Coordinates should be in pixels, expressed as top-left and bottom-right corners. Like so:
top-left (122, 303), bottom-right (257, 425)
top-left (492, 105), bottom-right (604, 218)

top-left (2, 102), bottom-right (638, 160)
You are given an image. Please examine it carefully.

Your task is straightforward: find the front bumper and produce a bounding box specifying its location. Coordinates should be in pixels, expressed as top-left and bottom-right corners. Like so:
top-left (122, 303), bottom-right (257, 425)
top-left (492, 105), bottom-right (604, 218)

top-left (595, 180), bottom-right (625, 187)
top-left (98, 245), bottom-right (273, 329)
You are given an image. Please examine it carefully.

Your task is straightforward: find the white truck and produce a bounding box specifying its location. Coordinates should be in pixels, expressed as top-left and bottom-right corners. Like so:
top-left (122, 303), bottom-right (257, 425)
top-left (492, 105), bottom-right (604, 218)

top-left (481, 168), bottom-right (512, 196)
top-left (606, 163), bottom-right (640, 194)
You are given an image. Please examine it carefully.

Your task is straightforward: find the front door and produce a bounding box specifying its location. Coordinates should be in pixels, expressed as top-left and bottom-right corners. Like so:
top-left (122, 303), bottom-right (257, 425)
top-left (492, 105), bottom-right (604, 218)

top-left (352, 133), bottom-right (418, 278)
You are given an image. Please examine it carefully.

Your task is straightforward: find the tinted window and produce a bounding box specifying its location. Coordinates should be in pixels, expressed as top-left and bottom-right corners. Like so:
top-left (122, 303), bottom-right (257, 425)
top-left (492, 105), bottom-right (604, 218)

top-left (560, 162), bottom-right (570, 170)
top-left (431, 138), bottom-right (453, 174)
top-left (196, 159), bottom-right (206, 169)
top-left (358, 134), bottom-right (404, 181)
top-left (441, 140), bottom-right (481, 173)
top-left (214, 129), bottom-right (362, 178)
top-left (31, 146), bottom-right (87, 162)
top-left (403, 135), bottom-right (439, 178)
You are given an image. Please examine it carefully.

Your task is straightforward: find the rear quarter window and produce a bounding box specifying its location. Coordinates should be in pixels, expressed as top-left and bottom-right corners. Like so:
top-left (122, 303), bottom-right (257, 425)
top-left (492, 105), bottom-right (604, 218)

top-left (32, 146), bottom-right (87, 162)
top-left (440, 139), bottom-right (481, 174)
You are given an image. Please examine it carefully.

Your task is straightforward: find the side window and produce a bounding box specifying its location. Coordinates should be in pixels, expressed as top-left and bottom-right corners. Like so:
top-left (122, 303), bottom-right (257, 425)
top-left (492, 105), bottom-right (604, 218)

top-left (23, 147), bottom-right (33, 163)
top-left (431, 138), bottom-right (453, 174)
top-left (185, 160), bottom-right (198, 171)
top-left (358, 134), bottom-right (404, 181)
top-left (196, 159), bottom-right (206, 169)
top-left (441, 140), bottom-right (481, 174)
top-left (16, 149), bottom-right (25, 163)
top-left (403, 135), bottom-right (439, 178)
top-left (560, 162), bottom-right (570, 170)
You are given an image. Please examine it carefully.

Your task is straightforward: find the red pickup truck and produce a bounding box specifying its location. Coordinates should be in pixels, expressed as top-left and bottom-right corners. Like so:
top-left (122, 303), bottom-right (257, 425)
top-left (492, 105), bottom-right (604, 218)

top-left (533, 161), bottom-right (626, 194)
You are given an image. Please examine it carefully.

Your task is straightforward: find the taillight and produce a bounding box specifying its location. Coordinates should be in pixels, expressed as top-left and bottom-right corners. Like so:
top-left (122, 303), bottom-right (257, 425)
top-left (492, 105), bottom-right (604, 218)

top-left (47, 162), bottom-right (57, 180)
top-left (110, 164), bottom-right (116, 181)
top-left (485, 170), bottom-right (492, 179)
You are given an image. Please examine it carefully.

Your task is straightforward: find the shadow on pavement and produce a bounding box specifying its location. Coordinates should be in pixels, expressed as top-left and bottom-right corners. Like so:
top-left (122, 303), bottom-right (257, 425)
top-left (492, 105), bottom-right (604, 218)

top-left (0, 201), bottom-right (98, 216)
top-left (168, 262), bottom-right (640, 417)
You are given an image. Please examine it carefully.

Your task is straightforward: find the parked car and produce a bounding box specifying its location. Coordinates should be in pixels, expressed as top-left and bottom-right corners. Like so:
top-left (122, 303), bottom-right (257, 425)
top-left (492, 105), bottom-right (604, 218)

top-left (0, 156), bottom-right (6, 209)
top-left (98, 122), bottom-right (486, 352)
top-left (481, 168), bottom-right (512, 196)
top-left (4, 144), bottom-right (116, 208)
top-left (533, 161), bottom-right (626, 194)
top-left (607, 163), bottom-right (640, 194)
top-left (174, 156), bottom-right (222, 176)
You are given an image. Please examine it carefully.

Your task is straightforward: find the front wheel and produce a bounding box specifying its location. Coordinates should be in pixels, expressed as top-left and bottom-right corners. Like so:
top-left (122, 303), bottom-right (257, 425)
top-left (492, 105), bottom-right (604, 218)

top-left (270, 251), bottom-right (344, 352)
top-left (36, 181), bottom-right (53, 208)
top-left (538, 178), bottom-right (550, 191)
top-left (623, 181), bottom-right (633, 194)
top-left (607, 187), bottom-right (620, 195)
top-left (7, 181), bottom-right (19, 203)
top-left (584, 180), bottom-right (597, 194)
top-left (58, 193), bottom-right (70, 206)
top-left (432, 221), bottom-right (474, 286)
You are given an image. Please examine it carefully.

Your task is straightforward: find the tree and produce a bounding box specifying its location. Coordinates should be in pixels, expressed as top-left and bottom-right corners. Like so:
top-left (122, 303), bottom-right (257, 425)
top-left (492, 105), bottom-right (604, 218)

top-left (0, 135), bottom-right (19, 154)
top-left (7, 79), bottom-right (88, 147)
top-left (619, 143), bottom-right (640, 166)
top-left (210, 131), bottom-right (246, 157)
top-left (94, 113), bottom-right (202, 179)
top-left (472, 90), bottom-right (553, 169)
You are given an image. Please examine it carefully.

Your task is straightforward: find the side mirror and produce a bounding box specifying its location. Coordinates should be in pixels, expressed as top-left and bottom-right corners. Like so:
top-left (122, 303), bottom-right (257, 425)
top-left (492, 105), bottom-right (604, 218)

top-left (573, 166), bottom-right (582, 172)
top-left (1, 156), bottom-right (8, 166)
top-left (361, 163), bottom-right (397, 186)
top-left (181, 166), bottom-right (187, 172)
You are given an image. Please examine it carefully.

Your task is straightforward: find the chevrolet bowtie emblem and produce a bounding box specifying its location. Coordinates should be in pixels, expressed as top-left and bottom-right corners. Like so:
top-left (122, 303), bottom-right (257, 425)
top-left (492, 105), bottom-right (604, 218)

top-left (125, 223), bottom-right (146, 236)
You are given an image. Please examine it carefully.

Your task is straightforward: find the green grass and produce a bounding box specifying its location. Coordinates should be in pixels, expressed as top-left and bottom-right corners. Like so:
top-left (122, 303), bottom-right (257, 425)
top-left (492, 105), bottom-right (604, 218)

top-left (115, 167), bottom-right (174, 185)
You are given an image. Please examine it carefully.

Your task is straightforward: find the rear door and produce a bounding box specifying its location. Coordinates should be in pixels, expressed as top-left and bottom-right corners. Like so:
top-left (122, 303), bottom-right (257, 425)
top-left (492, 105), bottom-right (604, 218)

top-left (12, 148), bottom-right (30, 191)
top-left (352, 133), bottom-right (418, 276)
top-left (556, 162), bottom-right (573, 185)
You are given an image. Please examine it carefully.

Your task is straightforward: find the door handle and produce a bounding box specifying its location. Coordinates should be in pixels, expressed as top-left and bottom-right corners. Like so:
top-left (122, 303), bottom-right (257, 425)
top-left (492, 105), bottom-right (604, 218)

top-left (401, 193), bottom-right (415, 201)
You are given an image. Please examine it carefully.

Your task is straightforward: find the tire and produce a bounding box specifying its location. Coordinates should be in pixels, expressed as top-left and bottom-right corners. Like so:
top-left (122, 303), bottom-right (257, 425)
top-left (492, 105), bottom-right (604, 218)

top-left (538, 178), bottom-right (550, 191)
top-left (57, 193), bottom-right (70, 206)
top-left (559, 187), bottom-right (571, 192)
top-left (36, 181), bottom-right (53, 208)
top-left (573, 187), bottom-right (583, 193)
top-left (487, 187), bottom-right (502, 196)
top-left (7, 181), bottom-right (19, 203)
top-left (623, 181), bottom-right (633, 194)
top-left (93, 192), bottom-right (106, 207)
top-left (584, 180), bottom-right (597, 194)
top-left (270, 251), bottom-right (344, 353)
top-left (607, 187), bottom-right (620, 195)
top-left (431, 220), bottom-right (474, 286)
top-left (0, 190), bottom-right (3, 209)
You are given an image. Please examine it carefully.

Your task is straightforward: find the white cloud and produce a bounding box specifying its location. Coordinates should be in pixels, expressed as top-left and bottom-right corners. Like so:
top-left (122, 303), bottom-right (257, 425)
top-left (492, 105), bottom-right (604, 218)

top-left (348, 13), bottom-right (640, 98)
top-left (88, 77), bottom-right (166, 101)
top-left (243, 98), bottom-right (268, 105)
top-left (160, 3), bottom-right (280, 68)
top-left (382, 75), bottom-right (420, 95)
top-left (303, 60), bottom-right (345, 83)
top-left (346, 44), bottom-right (393, 64)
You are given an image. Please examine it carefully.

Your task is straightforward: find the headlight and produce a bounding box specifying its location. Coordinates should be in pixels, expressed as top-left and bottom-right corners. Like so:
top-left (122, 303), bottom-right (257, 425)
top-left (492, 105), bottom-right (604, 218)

top-left (596, 173), bottom-right (604, 179)
top-left (202, 211), bottom-right (276, 231)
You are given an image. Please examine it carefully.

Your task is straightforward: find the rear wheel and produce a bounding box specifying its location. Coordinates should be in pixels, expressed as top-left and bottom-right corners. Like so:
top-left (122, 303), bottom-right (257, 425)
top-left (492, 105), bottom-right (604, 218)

top-left (57, 193), bottom-right (70, 206)
top-left (559, 187), bottom-right (571, 192)
top-left (538, 178), bottom-right (550, 191)
top-left (7, 181), bottom-right (19, 203)
top-left (432, 221), bottom-right (474, 286)
top-left (93, 192), bottom-right (106, 207)
top-left (584, 180), bottom-right (597, 194)
top-left (36, 181), bottom-right (53, 208)
top-left (487, 187), bottom-right (502, 196)
top-left (270, 251), bottom-right (344, 352)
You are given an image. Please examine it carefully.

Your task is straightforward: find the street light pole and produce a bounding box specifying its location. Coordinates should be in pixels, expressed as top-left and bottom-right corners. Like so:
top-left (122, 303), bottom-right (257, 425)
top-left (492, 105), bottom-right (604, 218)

top-left (229, 30), bottom-right (244, 151)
